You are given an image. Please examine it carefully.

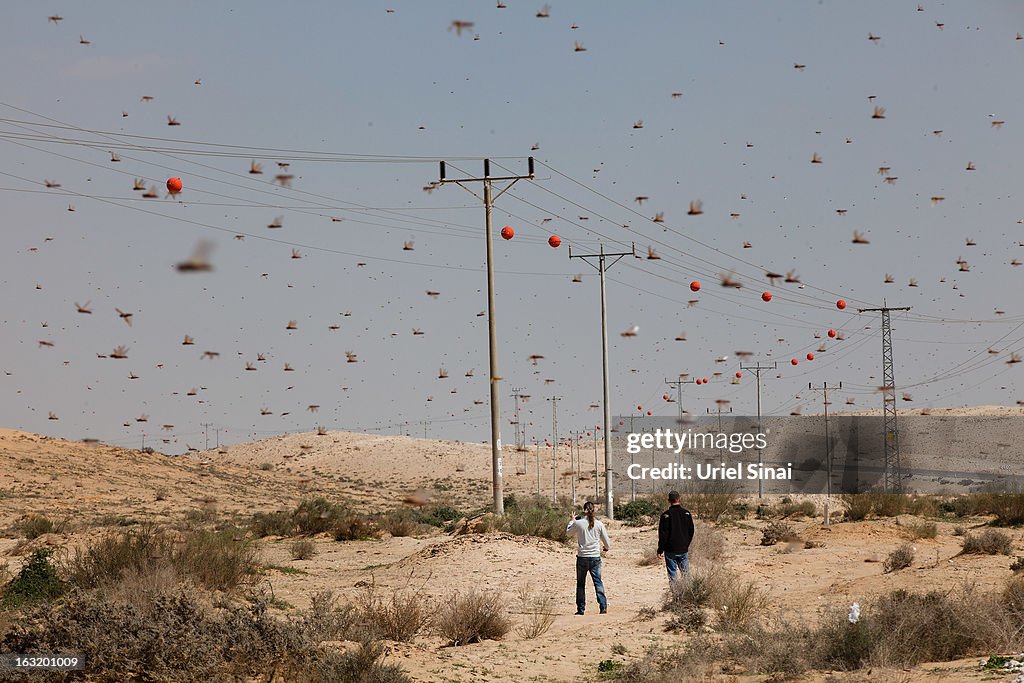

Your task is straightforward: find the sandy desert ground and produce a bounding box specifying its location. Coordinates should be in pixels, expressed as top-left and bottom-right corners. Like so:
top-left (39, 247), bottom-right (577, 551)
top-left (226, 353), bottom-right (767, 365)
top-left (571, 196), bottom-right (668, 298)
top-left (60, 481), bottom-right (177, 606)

top-left (1, 420), bottom-right (1022, 682)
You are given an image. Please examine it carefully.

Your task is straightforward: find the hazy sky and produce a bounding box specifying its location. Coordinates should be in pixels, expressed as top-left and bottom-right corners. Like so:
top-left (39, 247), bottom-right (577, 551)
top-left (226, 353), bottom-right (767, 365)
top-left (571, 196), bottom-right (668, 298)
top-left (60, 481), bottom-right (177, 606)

top-left (3, 1), bottom-right (1024, 452)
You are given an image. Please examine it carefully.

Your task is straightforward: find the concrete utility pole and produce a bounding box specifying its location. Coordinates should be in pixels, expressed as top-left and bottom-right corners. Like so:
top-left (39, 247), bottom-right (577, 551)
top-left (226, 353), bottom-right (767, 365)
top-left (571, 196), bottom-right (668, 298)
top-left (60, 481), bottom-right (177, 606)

top-left (740, 361), bottom-right (777, 499)
top-left (857, 304), bottom-right (911, 493)
top-left (438, 158), bottom-right (535, 515)
top-left (201, 422), bottom-right (212, 450)
top-left (512, 387), bottom-right (528, 450)
top-left (707, 403), bottom-right (733, 458)
top-left (809, 381), bottom-right (841, 526)
top-left (535, 441), bottom-right (542, 497)
top-left (547, 397), bottom-right (561, 503)
top-left (592, 428), bottom-right (600, 500)
top-left (664, 376), bottom-right (697, 424)
top-left (627, 411), bottom-right (641, 502)
top-left (569, 243), bottom-right (635, 519)
top-left (569, 430), bottom-right (579, 504)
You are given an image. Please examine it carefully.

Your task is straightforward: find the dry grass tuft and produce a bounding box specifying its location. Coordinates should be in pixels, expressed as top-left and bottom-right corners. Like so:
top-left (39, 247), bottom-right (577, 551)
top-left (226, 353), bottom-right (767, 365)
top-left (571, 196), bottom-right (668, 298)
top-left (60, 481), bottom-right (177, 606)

top-left (433, 589), bottom-right (510, 645)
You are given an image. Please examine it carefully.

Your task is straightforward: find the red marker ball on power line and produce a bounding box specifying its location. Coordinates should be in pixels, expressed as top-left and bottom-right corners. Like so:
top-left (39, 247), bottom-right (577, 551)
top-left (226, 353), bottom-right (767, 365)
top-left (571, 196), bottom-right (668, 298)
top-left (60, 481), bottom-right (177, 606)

top-left (702, 378), bottom-right (709, 384)
top-left (791, 358), bottom-right (799, 365)
top-left (827, 329), bottom-right (837, 338)
top-left (647, 410), bottom-right (652, 416)
top-left (663, 394), bottom-right (670, 401)
top-left (762, 291), bottom-right (773, 302)
top-left (500, 226), bottom-right (514, 240)
top-left (836, 299), bottom-right (846, 310)
top-left (637, 405), bottom-right (642, 411)
top-left (690, 281), bottom-right (701, 292)
top-left (735, 372), bottom-right (742, 378)
top-left (806, 353), bottom-right (815, 361)
top-left (166, 177), bottom-right (183, 194)
top-left (548, 235), bottom-right (561, 248)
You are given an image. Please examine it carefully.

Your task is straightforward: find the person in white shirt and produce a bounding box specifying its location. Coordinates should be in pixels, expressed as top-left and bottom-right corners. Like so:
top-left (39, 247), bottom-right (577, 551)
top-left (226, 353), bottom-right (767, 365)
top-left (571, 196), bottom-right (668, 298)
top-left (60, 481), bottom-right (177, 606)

top-left (565, 500), bottom-right (611, 615)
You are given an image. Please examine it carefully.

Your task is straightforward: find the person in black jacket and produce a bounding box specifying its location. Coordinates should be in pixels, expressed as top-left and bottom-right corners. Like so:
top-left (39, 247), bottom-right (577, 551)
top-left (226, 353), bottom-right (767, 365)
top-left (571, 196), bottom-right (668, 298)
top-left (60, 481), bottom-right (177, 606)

top-left (656, 490), bottom-right (694, 580)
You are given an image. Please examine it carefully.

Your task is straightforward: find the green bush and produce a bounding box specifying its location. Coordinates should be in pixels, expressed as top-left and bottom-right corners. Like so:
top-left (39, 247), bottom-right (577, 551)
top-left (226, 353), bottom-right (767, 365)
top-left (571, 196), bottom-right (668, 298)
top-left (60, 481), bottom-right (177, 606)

top-left (251, 510), bottom-right (295, 537)
top-left (478, 496), bottom-right (570, 541)
top-left (293, 498), bottom-right (351, 535)
top-left (66, 525), bottom-right (260, 593)
top-left (614, 497), bottom-right (660, 525)
top-left (1, 549), bottom-right (66, 608)
top-left (17, 514), bottom-right (55, 540)
top-left (378, 509), bottom-right (419, 538)
top-left (332, 514), bottom-right (378, 541)
top-left (413, 505), bottom-right (463, 528)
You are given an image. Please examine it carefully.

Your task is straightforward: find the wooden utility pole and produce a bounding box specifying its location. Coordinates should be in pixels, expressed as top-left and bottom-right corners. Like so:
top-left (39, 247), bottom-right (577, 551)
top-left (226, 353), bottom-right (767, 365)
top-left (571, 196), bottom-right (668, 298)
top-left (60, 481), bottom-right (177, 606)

top-left (437, 158), bottom-right (535, 514)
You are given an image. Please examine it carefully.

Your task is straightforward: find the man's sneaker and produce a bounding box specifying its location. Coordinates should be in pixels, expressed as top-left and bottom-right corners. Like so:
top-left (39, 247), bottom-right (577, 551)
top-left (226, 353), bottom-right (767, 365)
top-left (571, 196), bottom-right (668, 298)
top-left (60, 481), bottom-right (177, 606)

top-left (600, 607), bottom-right (607, 614)
top-left (575, 611), bottom-right (585, 616)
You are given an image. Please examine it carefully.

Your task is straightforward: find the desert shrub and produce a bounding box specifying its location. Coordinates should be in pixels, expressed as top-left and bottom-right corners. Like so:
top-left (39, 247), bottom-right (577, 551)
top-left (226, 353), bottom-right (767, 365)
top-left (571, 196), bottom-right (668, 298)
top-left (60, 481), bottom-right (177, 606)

top-left (250, 510), bottom-right (295, 537)
top-left (813, 609), bottom-right (875, 670)
top-left (259, 462), bottom-right (274, 471)
top-left (413, 505), bottom-right (463, 528)
top-left (662, 564), bottom-right (766, 633)
top-left (727, 624), bottom-right (815, 677)
top-left (663, 566), bottom-right (719, 611)
top-left (960, 529), bottom-right (1013, 555)
top-left (614, 497), bottom-right (660, 525)
top-left (636, 547), bottom-right (660, 566)
top-left (175, 530), bottom-right (260, 592)
top-left (290, 539), bottom-right (317, 561)
top-left (904, 520), bottom-right (937, 539)
top-left (433, 589), bottom-right (510, 645)
top-left (1011, 556), bottom-right (1024, 573)
top-left (17, 514), bottom-right (55, 540)
top-left (884, 543), bottom-right (914, 573)
top-left (0, 589), bottom-right (408, 682)
top-left (716, 578), bottom-right (770, 632)
top-left (952, 525), bottom-right (966, 536)
top-left (778, 500), bottom-right (817, 519)
top-left (872, 493), bottom-right (908, 518)
top-left (66, 525), bottom-right (259, 593)
top-left (663, 603), bottom-right (706, 633)
top-left (988, 492), bottom-right (1024, 526)
top-left (1, 550), bottom-right (65, 608)
top-left (679, 482), bottom-right (739, 522)
top-left (378, 509), bottom-right (419, 538)
top-left (688, 522), bottom-right (726, 564)
top-left (515, 590), bottom-right (556, 639)
top-left (607, 641), bottom-right (722, 682)
top-left (481, 496), bottom-right (569, 541)
top-left (905, 496), bottom-right (939, 517)
top-left (350, 584), bottom-right (430, 642)
top-left (841, 493), bottom-right (873, 521)
top-left (293, 498), bottom-right (352, 535)
top-left (760, 521), bottom-right (799, 546)
top-left (332, 513), bottom-right (379, 541)
top-left (864, 587), bottom-right (1013, 665)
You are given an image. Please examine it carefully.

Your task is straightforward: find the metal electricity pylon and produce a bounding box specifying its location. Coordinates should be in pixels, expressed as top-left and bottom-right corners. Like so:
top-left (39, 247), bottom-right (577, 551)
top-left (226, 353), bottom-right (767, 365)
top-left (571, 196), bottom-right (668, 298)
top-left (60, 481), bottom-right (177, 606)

top-left (437, 158), bottom-right (535, 515)
top-left (857, 304), bottom-right (911, 493)
top-left (568, 242), bottom-right (635, 519)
